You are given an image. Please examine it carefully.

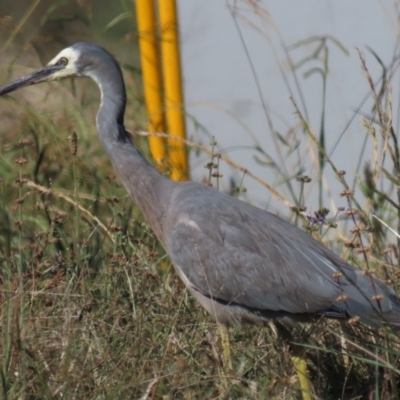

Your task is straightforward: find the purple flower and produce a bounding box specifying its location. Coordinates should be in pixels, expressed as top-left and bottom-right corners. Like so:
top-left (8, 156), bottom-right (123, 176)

top-left (306, 213), bottom-right (316, 224)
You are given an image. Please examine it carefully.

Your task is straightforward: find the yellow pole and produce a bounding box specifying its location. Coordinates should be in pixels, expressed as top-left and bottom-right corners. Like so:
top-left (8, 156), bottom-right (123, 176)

top-left (158, 0), bottom-right (189, 181)
top-left (135, 0), bottom-right (167, 169)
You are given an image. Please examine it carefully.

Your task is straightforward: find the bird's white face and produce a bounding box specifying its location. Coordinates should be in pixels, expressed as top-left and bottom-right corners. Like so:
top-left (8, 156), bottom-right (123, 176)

top-left (0, 46), bottom-right (83, 96)
top-left (46, 47), bottom-right (81, 80)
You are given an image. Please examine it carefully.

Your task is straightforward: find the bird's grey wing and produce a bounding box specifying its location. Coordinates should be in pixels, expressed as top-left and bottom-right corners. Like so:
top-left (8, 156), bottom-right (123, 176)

top-left (164, 188), bottom-right (400, 326)
top-left (165, 207), bottom-right (340, 315)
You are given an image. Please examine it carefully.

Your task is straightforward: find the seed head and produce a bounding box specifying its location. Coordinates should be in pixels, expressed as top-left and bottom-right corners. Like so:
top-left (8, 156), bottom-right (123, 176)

top-left (15, 157), bottom-right (27, 166)
top-left (69, 132), bottom-right (78, 156)
top-left (340, 189), bottom-right (354, 197)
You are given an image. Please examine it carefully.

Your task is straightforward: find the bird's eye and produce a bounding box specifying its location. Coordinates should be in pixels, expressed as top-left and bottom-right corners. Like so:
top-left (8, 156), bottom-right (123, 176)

top-left (57, 57), bottom-right (68, 66)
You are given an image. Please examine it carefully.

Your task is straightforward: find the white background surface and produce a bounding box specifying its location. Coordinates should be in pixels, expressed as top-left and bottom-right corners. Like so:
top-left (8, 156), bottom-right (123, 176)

top-left (178, 0), bottom-right (400, 216)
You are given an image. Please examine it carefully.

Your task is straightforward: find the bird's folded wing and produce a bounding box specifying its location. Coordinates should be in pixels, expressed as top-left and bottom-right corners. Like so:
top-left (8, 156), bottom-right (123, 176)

top-left (166, 209), bottom-right (344, 314)
top-left (165, 185), bottom-right (399, 325)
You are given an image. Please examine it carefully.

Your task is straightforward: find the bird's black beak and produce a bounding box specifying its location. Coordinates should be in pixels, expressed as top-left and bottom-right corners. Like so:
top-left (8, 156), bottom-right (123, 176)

top-left (0, 64), bottom-right (65, 96)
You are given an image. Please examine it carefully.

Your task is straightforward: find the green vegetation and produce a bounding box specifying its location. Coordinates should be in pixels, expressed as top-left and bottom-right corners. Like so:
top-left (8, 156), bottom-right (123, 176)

top-left (1, 1), bottom-right (400, 399)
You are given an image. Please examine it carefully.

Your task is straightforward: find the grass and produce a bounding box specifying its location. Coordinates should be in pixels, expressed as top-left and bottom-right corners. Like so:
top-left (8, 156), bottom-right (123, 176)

top-left (1, 1), bottom-right (400, 399)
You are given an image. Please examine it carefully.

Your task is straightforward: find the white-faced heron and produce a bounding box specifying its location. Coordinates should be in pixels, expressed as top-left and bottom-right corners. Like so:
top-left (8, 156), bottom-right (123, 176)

top-left (1, 43), bottom-right (399, 399)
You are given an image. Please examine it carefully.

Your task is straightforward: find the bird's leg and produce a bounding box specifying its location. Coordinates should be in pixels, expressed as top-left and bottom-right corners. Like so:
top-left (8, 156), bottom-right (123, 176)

top-left (219, 324), bottom-right (233, 371)
top-left (291, 356), bottom-right (312, 400)
top-left (216, 324), bottom-right (233, 394)
top-left (274, 322), bottom-right (312, 400)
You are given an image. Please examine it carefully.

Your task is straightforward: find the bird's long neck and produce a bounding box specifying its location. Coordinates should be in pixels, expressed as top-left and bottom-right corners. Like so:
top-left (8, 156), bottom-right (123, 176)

top-left (93, 66), bottom-right (173, 243)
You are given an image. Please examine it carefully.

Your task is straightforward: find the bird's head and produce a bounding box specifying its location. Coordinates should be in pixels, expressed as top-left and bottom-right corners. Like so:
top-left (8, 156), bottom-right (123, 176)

top-left (0, 43), bottom-right (115, 96)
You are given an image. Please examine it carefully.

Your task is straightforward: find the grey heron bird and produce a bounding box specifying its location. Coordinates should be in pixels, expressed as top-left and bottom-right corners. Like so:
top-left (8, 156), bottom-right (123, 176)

top-left (1, 43), bottom-right (399, 398)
